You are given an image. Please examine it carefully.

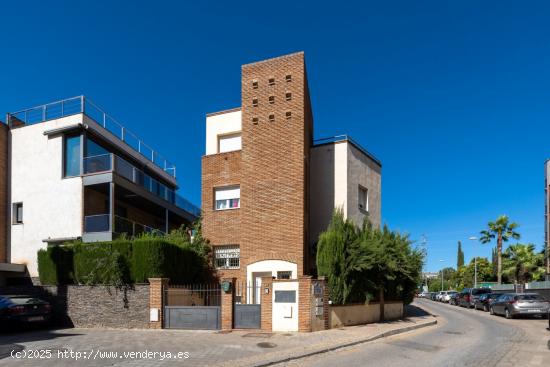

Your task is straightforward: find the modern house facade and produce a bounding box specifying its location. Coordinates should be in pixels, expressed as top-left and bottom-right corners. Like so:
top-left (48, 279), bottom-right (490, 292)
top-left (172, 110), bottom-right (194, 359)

top-left (3, 97), bottom-right (199, 280)
top-left (202, 52), bottom-right (381, 299)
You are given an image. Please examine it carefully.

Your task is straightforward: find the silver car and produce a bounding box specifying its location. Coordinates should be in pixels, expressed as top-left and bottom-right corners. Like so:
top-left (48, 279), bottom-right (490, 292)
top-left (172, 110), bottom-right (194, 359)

top-left (490, 293), bottom-right (550, 319)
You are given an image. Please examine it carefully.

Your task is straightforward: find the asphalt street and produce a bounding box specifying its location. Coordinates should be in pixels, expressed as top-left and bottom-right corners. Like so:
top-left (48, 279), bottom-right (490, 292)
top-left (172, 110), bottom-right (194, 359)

top-left (279, 299), bottom-right (550, 367)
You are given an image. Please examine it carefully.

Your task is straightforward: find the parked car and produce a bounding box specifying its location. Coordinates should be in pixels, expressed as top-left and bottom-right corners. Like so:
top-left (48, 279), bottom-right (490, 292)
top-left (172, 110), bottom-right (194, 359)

top-left (474, 293), bottom-right (501, 311)
top-left (458, 287), bottom-right (492, 308)
top-left (490, 293), bottom-right (550, 319)
top-left (419, 292), bottom-right (430, 298)
top-left (442, 291), bottom-right (458, 303)
top-left (435, 291), bottom-right (444, 301)
top-left (430, 292), bottom-right (438, 301)
top-left (0, 295), bottom-right (52, 330)
top-left (449, 292), bottom-right (460, 306)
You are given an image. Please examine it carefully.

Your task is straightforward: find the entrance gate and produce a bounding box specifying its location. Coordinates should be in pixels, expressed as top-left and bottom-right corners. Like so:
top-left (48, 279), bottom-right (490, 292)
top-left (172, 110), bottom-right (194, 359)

top-left (233, 282), bottom-right (261, 329)
top-left (164, 284), bottom-right (221, 330)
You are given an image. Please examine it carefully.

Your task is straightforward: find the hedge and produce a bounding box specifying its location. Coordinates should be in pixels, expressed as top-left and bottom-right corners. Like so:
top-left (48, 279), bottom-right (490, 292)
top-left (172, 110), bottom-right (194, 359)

top-left (37, 238), bottom-right (211, 285)
top-left (37, 246), bottom-right (74, 285)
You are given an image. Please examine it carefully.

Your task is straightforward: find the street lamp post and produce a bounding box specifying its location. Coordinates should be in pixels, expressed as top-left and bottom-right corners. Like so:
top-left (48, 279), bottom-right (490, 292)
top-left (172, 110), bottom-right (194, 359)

top-left (469, 237), bottom-right (478, 288)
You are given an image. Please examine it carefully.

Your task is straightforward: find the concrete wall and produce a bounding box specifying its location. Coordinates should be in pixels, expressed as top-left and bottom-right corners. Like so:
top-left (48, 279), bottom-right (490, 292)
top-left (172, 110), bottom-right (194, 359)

top-left (0, 122), bottom-right (8, 263)
top-left (346, 142), bottom-right (382, 229)
top-left (329, 302), bottom-right (403, 328)
top-left (310, 140), bottom-right (382, 257)
top-left (205, 109), bottom-right (242, 155)
top-left (10, 115), bottom-right (85, 277)
top-left (0, 284), bottom-right (150, 328)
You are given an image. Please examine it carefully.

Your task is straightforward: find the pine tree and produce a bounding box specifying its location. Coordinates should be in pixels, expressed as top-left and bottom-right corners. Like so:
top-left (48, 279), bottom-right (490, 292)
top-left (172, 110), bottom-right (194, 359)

top-left (457, 241), bottom-right (464, 268)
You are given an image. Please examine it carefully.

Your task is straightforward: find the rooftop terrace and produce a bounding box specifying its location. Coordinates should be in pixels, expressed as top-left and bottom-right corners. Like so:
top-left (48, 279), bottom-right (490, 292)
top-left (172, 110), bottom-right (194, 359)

top-left (7, 95), bottom-right (177, 178)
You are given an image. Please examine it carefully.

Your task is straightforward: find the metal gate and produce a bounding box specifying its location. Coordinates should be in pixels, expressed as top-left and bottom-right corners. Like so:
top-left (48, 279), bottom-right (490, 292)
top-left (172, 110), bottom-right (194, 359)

top-left (164, 284), bottom-right (221, 330)
top-left (234, 282), bottom-right (261, 329)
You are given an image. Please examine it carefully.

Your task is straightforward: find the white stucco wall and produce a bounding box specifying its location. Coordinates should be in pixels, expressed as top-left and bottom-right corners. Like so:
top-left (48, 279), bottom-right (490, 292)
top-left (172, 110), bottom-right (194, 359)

top-left (10, 115), bottom-right (84, 276)
top-left (246, 260), bottom-right (298, 283)
top-left (309, 140), bottom-right (382, 247)
top-left (309, 141), bottom-right (348, 245)
top-left (205, 110), bottom-right (242, 155)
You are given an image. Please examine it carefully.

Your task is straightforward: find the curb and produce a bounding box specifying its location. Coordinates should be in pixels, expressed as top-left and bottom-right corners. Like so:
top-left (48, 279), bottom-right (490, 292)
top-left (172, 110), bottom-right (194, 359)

top-left (249, 318), bottom-right (438, 367)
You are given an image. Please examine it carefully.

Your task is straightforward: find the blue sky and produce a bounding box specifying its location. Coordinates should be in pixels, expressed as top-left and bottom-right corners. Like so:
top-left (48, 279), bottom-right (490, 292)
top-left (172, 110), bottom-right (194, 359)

top-left (1, 1), bottom-right (549, 272)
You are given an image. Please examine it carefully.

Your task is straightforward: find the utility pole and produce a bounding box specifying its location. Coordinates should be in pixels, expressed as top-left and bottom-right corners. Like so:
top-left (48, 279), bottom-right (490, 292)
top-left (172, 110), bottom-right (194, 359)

top-left (469, 237), bottom-right (478, 287)
top-left (439, 259), bottom-right (445, 291)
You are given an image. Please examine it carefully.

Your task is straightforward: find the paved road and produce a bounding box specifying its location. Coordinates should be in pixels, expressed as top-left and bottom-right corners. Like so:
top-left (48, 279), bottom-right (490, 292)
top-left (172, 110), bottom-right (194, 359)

top-left (280, 299), bottom-right (550, 367)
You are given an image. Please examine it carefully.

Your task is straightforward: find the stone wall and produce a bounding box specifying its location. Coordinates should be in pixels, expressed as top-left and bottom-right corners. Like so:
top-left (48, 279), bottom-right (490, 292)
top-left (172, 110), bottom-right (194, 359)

top-left (0, 284), bottom-right (150, 329)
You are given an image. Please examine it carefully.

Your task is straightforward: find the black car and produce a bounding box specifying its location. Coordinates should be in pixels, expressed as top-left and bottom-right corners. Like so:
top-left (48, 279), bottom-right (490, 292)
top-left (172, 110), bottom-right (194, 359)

top-left (0, 295), bottom-right (52, 329)
top-left (474, 293), bottom-right (500, 311)
top-left (458, 287), bottom-right (492, 308)
top-left (449, 292), bottom-right (460, 306)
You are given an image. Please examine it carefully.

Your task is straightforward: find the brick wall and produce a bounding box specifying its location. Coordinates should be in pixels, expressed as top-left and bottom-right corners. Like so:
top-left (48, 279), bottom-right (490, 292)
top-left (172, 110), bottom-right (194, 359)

top-left (0, 284), bottom-right (150, 328)
top-left (0, 122), bottom-right (7, 263)
top-left (240, 52), bottom-right (313, 278)
top-left (148, 278), bottom-right (168, 329)
top-left (260, 276), bottom-right (273, 331)
top-left (201, 150), bottom-right (243, 279)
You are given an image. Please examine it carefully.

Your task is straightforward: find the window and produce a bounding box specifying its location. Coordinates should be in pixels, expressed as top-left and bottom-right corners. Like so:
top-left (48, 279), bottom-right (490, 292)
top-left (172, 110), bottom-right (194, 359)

top-left (218, 133), bottom-right (242, 153)
top-left (252, 98), bottom-right (258, 107)
top-left (252, 117), bottom-right (259, 125)
top-left (268, 96), bottom-right (275, 104)
top-left (268, 78), bottom-right (275, 86)
top-left (214, 245), bottom-right (240, 269)
top-left (277, 271), bottom-right (292, 280)
top-left (285, 92), bottom-right (292, 101)
top-left (358, 186), bottom-right (368, 211)
top-left (285, 111), bottom-right (292, 119)
top-left (13, 203), bottom-right (23, 224)
top-left (252, 80), bottom-right (258, 89)
top-left (268, 114), bottom-right (275, 122)
top-left (285, 74), bottom-right (292, 82)
top-left (215, 186), bottom-right (240, 210)
top-left (275, 290), bottom-right (296, 303)
top-left (84, 137), bottom-right (111, 174)
top-left (64, 135), bottom-right (81, 177)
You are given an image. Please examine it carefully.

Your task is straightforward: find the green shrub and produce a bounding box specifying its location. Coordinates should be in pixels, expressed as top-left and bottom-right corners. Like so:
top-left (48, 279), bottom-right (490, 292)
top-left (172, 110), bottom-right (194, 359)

top-left (73, 240), bottom-right (132, 285)
top-left (37, 246), bottom-right (74, 285)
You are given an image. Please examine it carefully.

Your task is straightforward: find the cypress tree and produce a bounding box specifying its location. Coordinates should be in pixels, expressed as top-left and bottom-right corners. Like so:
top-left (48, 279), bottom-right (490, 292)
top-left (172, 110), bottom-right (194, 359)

top-left (457, 241), bottom-right (465, 268)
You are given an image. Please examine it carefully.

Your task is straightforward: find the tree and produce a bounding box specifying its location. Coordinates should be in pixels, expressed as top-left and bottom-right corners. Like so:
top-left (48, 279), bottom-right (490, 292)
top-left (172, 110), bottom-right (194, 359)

top-left (450, 257), bottom-right (492, 289)
top-left (457, 241), bottom-right (464, 268)
top-left (479, 215), bottom-right (520, 284)
top-left (317, 209), bottom-right (357, 305)
top-left (502, 243), bottom-right (545, 284)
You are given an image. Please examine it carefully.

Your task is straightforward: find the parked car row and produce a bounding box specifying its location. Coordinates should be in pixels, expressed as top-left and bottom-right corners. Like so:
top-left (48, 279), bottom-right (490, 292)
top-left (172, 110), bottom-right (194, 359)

top-left (419, 288), bottom-right (550, 320)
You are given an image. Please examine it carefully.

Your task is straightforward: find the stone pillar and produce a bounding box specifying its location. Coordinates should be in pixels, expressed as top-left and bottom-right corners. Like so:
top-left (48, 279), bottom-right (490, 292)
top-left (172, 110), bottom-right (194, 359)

top-left (221, 278), bottom-right (236, 330)
top-left (298, 276), bottom-right (313, 332)
top-left (320, 277), bottom-right (330, 330)
top-left (260, 276), bottom-right (273, 331)
top-left (148, 278), bottom-right (169, 329)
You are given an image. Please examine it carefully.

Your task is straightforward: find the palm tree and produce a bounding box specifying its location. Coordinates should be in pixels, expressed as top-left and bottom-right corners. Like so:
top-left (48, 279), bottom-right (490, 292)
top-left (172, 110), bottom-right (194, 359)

top-left (502, 244), bottom-right (544, 284)
top-left (479, 215), bottom-right (520, 284)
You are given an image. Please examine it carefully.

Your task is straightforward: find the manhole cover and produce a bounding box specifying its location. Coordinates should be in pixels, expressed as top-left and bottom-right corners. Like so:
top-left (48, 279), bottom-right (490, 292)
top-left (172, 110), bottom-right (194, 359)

top-left (257, 342), bottom-right (277, 348)
top-left (243, 333), bottom-right (273, 338)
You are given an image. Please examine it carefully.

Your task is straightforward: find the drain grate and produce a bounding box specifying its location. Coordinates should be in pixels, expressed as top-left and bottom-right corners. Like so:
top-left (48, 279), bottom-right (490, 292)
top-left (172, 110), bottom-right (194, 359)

top-left (257, 342), bottom-right (277, 348)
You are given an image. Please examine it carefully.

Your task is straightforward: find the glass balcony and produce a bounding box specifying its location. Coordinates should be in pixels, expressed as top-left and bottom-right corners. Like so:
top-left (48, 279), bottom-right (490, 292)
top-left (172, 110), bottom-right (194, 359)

top-left (84, 214), bottom-right (165, 237)
top-left (82, 153), bottom-right (200, 217)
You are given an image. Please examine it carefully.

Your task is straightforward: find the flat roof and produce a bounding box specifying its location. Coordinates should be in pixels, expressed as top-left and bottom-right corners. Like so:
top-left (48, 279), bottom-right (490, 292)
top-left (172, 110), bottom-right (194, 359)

top-left (313, 135), bottom-right (382, 167)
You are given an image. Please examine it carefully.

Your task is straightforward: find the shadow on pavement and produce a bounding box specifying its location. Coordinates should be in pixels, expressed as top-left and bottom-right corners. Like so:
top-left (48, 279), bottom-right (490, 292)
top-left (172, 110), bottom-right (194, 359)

top-left (404, 304), bottom-right (431, 318)
top-left (0, 327), bottom-right (82, 357)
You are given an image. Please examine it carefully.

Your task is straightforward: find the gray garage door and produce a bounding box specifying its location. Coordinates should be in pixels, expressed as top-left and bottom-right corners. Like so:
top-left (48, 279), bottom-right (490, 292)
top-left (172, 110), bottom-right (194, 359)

top-left (164, 306), bottom-right (220, 330)
top-left (164, 284), bottom-right (221, 330)
top-left (234, 304), bottom-right (261, 329)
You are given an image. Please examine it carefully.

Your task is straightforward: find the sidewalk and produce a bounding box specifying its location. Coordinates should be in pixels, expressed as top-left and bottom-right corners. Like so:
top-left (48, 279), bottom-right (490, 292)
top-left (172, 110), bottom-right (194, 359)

top-left (220, 305), bottom-right (437, 367)
top-left (0, 305), bottom-right (436, 367)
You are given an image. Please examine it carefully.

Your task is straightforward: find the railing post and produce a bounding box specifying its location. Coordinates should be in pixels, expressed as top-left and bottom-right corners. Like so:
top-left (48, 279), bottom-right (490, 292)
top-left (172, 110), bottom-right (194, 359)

top-left (103, 113), bottom-right (106, 128)
top-left (138, 140), bottom-right (141, 153)
top-left (121, 126), bottom-right (125, 141)
top-left (61, 100), bottom-right (64, 116)
top-left (42, 105), bottom-right (46, 121)
top-left (81, 96), bottom-right (85, 114)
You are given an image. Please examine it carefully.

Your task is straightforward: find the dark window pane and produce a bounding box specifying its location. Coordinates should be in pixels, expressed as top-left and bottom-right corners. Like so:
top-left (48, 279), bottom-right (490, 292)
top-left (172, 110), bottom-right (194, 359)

top-left (274, 290), bottom-right (296, 303)
top-left (86, 138), bottom-right (109, 157)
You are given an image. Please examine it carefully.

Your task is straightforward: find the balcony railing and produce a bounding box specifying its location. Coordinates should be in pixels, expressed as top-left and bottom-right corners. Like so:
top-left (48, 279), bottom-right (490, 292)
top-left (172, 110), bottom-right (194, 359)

top-left (83, 153), bottom-right (200, 217)
top-left (7, 95), bottom-right (177, 178)
top-left (84, 214), bottom-right (165, 237)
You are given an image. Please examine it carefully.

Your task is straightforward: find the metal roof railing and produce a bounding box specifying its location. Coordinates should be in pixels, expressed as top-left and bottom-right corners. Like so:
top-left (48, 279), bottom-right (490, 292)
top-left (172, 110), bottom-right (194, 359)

top-left (7, 95), bottom-right (177, 178)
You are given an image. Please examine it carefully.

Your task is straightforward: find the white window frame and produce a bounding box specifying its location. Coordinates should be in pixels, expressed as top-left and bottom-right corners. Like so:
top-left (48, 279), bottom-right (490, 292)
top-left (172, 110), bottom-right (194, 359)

top-left (358, 185), bottom-right (368, 212)
top-left (215, 186), bottom-right (240, 210)
top-left (217, 132), bottom-right (242, 154)
top-left (214, 245), bottom-right (240, 269)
